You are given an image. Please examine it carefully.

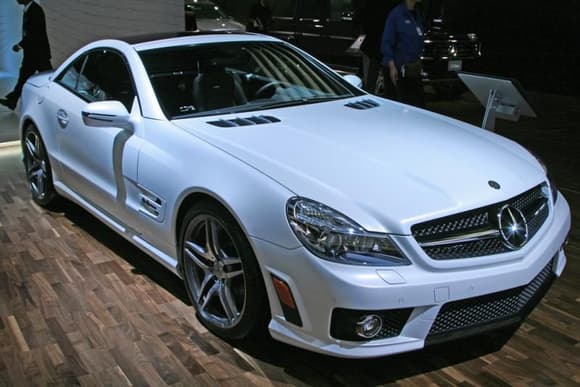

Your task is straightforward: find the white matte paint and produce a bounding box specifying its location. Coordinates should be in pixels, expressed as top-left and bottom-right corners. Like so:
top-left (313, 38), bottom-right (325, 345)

top-left (19, 34), bottom-right (572, 358)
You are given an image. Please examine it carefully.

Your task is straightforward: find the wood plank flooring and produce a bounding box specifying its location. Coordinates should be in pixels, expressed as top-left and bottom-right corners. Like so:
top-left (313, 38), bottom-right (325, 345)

top-left (0, 93), bottom-right (579, 386)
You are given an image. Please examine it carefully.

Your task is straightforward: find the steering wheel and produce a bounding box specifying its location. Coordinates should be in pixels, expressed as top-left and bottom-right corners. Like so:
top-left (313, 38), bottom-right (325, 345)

top-left (254, 81), bottom-right (292, 99)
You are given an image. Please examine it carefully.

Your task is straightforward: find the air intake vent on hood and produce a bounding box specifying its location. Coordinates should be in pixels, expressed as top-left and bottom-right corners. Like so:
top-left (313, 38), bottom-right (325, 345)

top-left (207, 115), bottom-right (281, 128)
top-left (345, 99), bottom-right (380, 110)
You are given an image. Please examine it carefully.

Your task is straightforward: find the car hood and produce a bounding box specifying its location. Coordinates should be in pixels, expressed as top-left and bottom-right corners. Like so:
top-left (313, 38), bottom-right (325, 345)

top-left (196, 18), bottom-right (245, 32)
top-left (172, 98), bottom-right (545, 234)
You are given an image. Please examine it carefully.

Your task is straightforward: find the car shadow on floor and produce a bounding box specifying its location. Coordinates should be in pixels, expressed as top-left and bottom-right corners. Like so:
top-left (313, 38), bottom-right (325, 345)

top-left (50, 198), bottom-right (191, 306)
top-left (50, 196), bottom-right (520, 385)
top-left (231, 326), bottom-right (518, 385)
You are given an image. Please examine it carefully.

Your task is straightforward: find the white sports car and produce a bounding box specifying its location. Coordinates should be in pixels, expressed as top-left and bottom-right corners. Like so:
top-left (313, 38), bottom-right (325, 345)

top-left (20, 32), bottom-right (570, 358)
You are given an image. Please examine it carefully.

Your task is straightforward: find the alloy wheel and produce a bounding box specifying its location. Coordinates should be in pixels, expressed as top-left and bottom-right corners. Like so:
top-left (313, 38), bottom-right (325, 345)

top-left (183, 214), bottom-right (246, 329)
top-left (24, 130), bottom-right (49, 200)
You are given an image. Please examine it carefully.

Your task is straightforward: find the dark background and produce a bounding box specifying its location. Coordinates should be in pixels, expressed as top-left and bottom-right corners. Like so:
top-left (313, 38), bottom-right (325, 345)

top-left (442, 0), bottom-right (580, 97)
top-left (215, 0), bottom-right (580, 97)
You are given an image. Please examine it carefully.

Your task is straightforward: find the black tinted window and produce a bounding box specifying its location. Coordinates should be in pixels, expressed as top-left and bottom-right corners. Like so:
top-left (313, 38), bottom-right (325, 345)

top-left (78, 50), bottom-right (136, 110)
top-left (139, 42), bottom-right (363, 119)
top-left (272, 0), bottom-right (296, 17)
top-left (330, 0), bottom-right (353, 21)
top-left (56, 56), bottom-right (86, 91)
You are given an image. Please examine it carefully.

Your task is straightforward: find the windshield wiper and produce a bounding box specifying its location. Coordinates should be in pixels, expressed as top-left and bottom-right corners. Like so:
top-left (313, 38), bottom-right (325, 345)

top-left (171, 95), bottom-right (352, 120)
top-left (172, 103), bottom-right (261, 120)
top-left (254, 95), bottom-right (351, 110)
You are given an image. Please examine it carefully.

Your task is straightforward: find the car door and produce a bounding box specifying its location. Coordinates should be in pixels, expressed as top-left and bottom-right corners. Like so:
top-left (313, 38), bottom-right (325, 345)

top-left (325, 0), bottom-right (360, 71)
top-left (294, 0), bottom-right (330, 59)
top-left (49, 49), bottom-right (141, 219)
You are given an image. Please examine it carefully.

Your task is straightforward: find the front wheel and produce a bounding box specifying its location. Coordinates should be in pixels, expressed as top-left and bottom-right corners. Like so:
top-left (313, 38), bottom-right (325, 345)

top-left (179, 201), bottom-right (269, 340)
top-left (22, 124), bottom-right (58, 207)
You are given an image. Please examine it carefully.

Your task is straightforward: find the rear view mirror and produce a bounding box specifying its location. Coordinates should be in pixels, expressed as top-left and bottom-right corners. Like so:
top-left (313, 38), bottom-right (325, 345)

top-left (343, 74), bottom-right (363, 88)
top-left (82, 101), bottom-right (132, 131)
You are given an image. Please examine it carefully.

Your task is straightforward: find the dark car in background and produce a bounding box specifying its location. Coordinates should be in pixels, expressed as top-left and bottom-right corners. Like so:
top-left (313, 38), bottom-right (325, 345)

top-left (185, 0), bottom-right (245, 32)
top-left (269, 0), bottom-right (482, 96)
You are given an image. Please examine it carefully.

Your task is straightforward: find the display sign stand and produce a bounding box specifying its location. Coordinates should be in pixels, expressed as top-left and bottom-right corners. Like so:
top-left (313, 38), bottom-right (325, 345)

top-left (458, 72), bottom-right (537, 131)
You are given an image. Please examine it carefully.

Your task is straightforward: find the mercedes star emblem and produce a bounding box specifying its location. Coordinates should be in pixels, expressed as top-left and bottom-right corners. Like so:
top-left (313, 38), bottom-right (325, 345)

top-left (497, 205), bottom-right (529, 249)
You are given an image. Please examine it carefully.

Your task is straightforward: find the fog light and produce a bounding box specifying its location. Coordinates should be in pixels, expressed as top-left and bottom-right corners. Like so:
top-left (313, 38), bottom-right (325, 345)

top-left (355, 315), bottom-right (383, 338)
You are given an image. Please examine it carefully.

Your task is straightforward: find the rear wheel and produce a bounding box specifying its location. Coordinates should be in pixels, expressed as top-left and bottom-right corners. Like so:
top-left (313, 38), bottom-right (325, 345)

top-left (179, 201), bottom-right (269, 340)
top-left (22, 124), bottom-right (58, 207)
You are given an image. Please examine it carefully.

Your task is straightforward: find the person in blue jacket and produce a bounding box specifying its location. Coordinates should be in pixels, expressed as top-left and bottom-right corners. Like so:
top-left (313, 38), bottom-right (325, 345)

top-left (380, 0), bottom-right (425, 107)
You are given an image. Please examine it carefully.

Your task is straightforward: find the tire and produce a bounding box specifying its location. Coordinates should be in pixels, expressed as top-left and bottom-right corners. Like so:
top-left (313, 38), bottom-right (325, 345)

top-left (22, 124), bottom-right (58, 207)
top-left (179, 200), bottom-right (269, 340)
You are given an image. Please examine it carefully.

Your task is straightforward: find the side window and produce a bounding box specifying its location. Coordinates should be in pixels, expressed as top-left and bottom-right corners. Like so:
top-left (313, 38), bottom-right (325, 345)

top-left (298, 0), bottom-right (327, 19)
top-left (55, 55), bottom-right (86, 91)
top-left (330, 0), bottom-right (354, 21)
top-left (80, 50), bottom-right (136, 110)
top-left (272, 0), bottom-right (297, 18)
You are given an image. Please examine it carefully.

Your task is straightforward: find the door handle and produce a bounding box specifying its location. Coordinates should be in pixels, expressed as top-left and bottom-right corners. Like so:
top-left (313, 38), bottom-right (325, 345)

top-left (57, 109), bottom-right (69, 128)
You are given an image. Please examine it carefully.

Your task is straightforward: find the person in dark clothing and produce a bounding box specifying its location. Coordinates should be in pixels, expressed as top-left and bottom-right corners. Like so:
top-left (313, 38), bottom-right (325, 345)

top-left (359, 0), bottom-right (397, 93)
top-left (380, 0), bottom-right (425, 107)
top-left (0, 0), bottom-right (52, 111)
top-left (247, 0), bottom-right (272, 33)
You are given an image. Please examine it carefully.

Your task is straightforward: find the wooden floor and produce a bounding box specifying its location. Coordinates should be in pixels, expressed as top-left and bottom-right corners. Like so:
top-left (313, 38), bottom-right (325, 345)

top-left (0, 93), bottom-right (579, 386)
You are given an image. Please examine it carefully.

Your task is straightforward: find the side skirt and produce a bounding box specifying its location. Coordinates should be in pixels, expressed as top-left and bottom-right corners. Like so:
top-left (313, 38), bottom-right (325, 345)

top-left (54, 181), bottom-right (182, 278)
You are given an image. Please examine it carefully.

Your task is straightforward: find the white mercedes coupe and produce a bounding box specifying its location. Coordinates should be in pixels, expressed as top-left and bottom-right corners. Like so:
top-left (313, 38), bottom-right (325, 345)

top-left (20, 32), bottom-right (571, 358)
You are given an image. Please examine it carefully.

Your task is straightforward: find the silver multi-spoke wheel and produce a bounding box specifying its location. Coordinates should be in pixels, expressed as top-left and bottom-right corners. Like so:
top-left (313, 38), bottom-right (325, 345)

top-left (183, 214), bottom-right (246, 329)
top-left (180, 201), bottom-right (269, 339)
top-left (22, 125), bottom-right (56, 206)
top-left (24, 131), bottom-right (48, 200)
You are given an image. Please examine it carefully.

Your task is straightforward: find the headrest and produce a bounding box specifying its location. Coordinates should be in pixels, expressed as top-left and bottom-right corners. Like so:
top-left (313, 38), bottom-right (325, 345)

top-left (198, 56), bottom-right (233, 73)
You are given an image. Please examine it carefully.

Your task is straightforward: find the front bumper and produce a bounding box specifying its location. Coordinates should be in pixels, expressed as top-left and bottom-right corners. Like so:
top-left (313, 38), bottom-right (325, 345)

top-left (251, 194), bottom-right (571, 358)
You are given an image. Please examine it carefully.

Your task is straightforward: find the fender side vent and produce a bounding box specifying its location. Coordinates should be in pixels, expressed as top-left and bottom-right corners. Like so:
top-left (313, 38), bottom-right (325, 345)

top-left (345, 99), bottom-right (380, 110)
top-left (208, 115), bottom-right (281, 127)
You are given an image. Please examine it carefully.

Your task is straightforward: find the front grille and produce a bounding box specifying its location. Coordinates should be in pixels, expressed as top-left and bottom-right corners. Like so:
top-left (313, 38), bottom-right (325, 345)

top-left (428, 259), bottom-right (554, 337)
top-left (412, 184), bottom-right (550, 260)
top-left (423, 40), bottom-right (480, 60)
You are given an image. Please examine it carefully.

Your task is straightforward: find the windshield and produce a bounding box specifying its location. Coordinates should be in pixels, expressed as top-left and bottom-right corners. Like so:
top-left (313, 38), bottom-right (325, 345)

top-left (185, 1), bottom-right (227, 19)
top-left (139, 42), bottom-right (362, 119)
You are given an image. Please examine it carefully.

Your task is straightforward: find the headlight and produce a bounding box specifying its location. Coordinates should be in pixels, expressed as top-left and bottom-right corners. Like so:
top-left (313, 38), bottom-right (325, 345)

top-left (286, 197), bottom-right (410, 266)
top-left (528, 150), bottom-right (558, 203)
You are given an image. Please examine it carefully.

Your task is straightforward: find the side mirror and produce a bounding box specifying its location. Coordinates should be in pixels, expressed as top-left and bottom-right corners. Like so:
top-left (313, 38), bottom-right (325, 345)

top-left (343, 74), bottom-right (363, 88)
top-left (82, 101), bottom-right (132, 131)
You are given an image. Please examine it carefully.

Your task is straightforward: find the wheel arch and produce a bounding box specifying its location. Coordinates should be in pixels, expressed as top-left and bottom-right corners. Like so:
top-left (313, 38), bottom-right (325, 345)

top-left (173, 189), bottom-right (254, 274)
top-left (20, 116), bottom-right (37, 141)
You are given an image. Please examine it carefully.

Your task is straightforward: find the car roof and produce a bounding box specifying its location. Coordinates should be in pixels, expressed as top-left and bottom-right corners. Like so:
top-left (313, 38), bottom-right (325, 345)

top-left (122, 31), bottom-right (279, 51)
